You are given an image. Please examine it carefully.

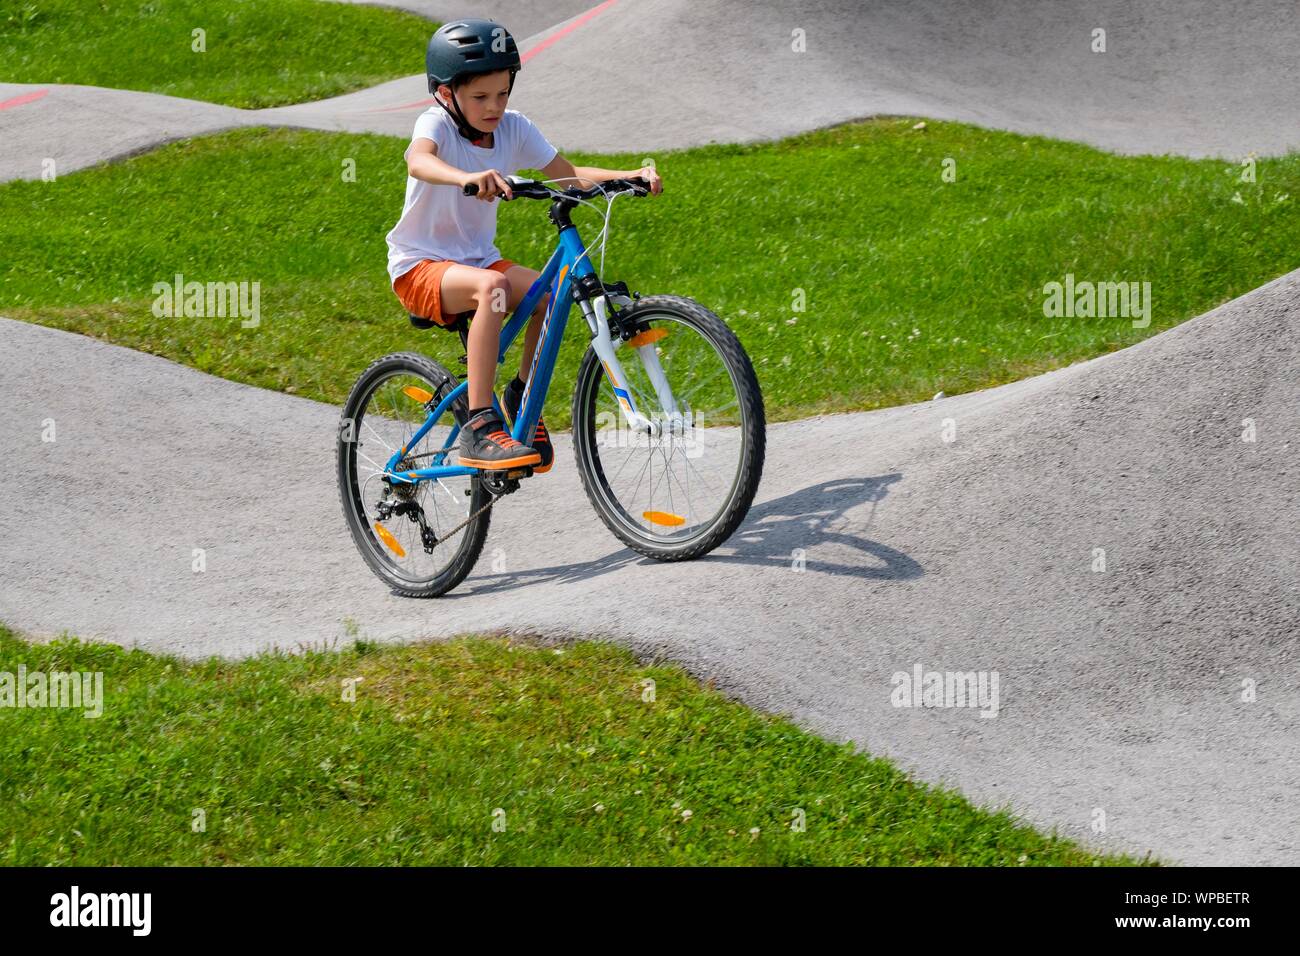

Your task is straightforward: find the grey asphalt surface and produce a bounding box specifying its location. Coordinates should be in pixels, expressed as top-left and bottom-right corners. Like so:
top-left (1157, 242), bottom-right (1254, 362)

top-left (2, 0), bottom-right (1298, 866)
top-left (3, 1), bottom-right (1298, 184)
top-left (3, 271), bottom-right (1298, 865)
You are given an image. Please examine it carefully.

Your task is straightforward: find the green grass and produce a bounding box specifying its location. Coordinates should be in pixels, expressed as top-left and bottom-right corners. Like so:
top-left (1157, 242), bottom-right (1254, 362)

top-left (0, 0), bottom-right (434, 108)
top-left (1, 120), bottom-right (1296, 428)
top-left (0, 622), bottom-right (1141, 865)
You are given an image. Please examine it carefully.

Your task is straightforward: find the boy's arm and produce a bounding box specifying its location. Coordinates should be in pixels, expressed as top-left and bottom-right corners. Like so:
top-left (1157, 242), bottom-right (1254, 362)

top-left (407, 138), bottom-right (515, 201)
top-left (539, 153), bottom-right (663, 195)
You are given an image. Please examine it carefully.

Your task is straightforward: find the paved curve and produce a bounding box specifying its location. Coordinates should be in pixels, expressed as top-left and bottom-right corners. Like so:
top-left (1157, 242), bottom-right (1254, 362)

top-left (3, 0), bottom-right (1298, 183)
top-left (3, 271), bottom-right (1298, 865)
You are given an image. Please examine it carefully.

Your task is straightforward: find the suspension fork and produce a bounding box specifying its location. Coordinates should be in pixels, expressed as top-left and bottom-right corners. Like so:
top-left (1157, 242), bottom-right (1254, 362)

top-left (580, 295), bottom-right (685, 435)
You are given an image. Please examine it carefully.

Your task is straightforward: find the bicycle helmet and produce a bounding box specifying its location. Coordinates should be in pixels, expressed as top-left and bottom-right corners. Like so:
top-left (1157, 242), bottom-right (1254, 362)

top-left (425, 19), bottom-right (521, 146)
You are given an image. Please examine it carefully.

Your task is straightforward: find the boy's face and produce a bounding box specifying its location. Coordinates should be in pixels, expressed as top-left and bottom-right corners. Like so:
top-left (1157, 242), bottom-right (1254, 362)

top-left (438, 70), bottom-right (511, 131)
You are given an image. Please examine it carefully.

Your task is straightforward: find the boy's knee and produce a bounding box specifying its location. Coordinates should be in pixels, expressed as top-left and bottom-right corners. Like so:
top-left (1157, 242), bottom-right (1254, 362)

top-left (473, 272), bottom-right (511, 313)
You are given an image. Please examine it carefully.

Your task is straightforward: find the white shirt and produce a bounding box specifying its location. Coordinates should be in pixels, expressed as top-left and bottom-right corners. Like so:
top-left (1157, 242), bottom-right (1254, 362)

top-left (385, 106), bottom-right (558, 284)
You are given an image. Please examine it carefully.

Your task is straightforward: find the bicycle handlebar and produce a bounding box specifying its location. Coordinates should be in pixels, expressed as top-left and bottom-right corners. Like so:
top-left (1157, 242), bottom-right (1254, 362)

top-left (462, 175), bottom-right (654, 201)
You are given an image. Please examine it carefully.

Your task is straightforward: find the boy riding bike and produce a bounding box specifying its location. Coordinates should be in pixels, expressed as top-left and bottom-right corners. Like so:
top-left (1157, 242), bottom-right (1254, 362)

top-left (385, 18), bottom-right (663, 472)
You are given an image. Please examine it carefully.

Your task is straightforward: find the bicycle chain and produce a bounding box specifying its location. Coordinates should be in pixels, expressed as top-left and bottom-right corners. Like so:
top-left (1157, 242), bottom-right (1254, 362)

top-left (434, 486), bottom-right (503, 543)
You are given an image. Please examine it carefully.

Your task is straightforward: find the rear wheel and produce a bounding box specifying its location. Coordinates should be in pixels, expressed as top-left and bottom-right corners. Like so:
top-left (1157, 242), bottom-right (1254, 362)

top-left (572, 295), bottom-right (765, 560)
top-left (337, 352), bottom-right (490, 597)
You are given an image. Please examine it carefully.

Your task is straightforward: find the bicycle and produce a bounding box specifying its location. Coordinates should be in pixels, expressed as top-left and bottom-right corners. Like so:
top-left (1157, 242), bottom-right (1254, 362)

top-left (337, 175), bottom-right (766, 596)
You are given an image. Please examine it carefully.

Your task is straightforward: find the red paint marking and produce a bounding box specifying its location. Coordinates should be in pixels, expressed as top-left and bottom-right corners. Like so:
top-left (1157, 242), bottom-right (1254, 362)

top-left (369, 0), bottom-right (618, 114)
top-left (0, 89), bottom-right (50, 111)
top-left (520, 0), bottom-right (618, 62)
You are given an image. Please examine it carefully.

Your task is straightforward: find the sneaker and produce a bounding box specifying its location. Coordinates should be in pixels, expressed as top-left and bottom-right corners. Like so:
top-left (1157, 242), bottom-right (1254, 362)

top-left (457, 408), bottom-right (541, 470)
top-left (502, 377), bottom-right (554, 474)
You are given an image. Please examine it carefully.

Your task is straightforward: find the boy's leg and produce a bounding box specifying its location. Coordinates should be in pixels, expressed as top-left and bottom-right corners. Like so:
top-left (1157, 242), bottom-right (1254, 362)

top-left (438, 264), bottom-right (515, 410)
top-left (487, 263), bottom-right (556, 473)
top-left (490, 263), bottom-right (549, 381)
top-left (437, 262), bottom-right (540, 469)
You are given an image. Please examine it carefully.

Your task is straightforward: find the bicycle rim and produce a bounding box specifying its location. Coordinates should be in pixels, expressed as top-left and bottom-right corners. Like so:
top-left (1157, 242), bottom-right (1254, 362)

top-left (576, 308), bottom-right (752, 548)
top-left (343, 366), bottom-right (483, 585)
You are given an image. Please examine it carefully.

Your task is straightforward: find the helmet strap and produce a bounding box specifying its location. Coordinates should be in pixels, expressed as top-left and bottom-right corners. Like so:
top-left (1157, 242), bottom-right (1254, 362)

top-left (435, 71), bottom-right (518, 147)
top-left (436, 89), bottom-right (490, 145)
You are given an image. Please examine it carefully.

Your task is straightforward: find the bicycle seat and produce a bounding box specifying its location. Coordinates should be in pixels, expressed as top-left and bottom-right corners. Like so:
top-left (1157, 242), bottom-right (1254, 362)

top-left (408, 310), bottom-right (474, 330)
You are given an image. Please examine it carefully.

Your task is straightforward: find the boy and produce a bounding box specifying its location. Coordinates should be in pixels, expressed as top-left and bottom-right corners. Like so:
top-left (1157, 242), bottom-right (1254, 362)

top-left (385, 18), bottom-right (663, 471)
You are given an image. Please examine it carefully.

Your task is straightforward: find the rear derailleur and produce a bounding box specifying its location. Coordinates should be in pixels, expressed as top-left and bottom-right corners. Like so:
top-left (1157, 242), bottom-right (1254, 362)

top-left (375, 494), bottom-right (439, 554)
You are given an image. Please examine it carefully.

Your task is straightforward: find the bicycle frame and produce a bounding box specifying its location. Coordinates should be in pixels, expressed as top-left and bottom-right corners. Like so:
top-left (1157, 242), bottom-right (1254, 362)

top-left (381, 214), bottom-right (666, 485)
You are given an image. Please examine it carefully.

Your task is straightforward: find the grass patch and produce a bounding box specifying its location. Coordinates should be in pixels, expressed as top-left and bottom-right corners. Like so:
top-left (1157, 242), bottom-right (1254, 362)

top-left (1, 120), bottom-right (1296, 428)
top-left (0, 0), bottom-right (434, 108)
top-left (0, 621), bottom-right (1140, 865)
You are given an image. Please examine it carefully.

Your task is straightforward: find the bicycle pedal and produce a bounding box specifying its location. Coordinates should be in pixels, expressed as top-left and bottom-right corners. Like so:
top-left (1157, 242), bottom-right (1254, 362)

top-left (476, 464), bottom-right (534, 480)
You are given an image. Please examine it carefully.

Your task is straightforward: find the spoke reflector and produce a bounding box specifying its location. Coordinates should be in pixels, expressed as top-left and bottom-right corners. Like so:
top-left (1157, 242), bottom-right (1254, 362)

top-left (643, 510), bottom-right (686, 527)
top-left (374, 522), bottom-right (407, 557)
top-left (403, 386), bottom-right (434, 404)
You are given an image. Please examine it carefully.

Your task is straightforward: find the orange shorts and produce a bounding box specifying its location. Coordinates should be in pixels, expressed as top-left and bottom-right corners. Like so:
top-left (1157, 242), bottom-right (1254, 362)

top-left (393, 258), bottom-right (517, 328)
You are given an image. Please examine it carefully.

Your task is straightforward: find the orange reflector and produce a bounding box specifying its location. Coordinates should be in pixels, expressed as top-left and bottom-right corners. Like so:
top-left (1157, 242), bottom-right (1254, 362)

top-left (643, 510), bottom-right (686, 527)
top-left (374, 522), bottom-right (406, 557)
top-left (627, 327), bottom-right (667, 348)
top-left (403, 386), bottom-right (434, 404)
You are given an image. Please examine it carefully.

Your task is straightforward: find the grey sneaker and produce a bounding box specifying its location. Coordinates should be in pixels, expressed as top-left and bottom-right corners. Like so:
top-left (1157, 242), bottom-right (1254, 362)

top-left (502, 377), bottom-right (554, 473)
top-left (457, 408), bottom-right (541, 470)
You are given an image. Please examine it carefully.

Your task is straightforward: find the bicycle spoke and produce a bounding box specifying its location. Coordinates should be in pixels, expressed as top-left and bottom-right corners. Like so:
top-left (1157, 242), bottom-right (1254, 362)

top-left (343, 367), bottom-right (486, 588)
top-left (434, 478), bottom-right (464, 508)
top-left (696, 397), bottom-right (739, 420)
top-left (679, 366), bottom-right (727, 406)
top-left (624, 450), bottom-right (656, 519)
top-left (680, 446), bottom-right (722, 501)
top-left (363, 417), bottom-right (397, 454)
top-left (356, 451), bottom-right (389, 474)
top-left (663, 452), bottom-right (695, 527)
top-left (659, 442), bottom-right (678, 525)
top-left (582, 307), bottom-right (759, 549)
top-left (608, 443), bottom-right (641, 483)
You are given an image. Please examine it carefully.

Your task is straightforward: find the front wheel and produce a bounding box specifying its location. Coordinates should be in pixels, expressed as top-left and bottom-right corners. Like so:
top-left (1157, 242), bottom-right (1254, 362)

top-left (572, 295), bottom-right (765, 560)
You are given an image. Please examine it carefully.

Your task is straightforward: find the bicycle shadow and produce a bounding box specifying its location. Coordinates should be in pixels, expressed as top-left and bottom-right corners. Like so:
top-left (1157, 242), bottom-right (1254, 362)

top-left (452, 474), bottom-right (921, 597)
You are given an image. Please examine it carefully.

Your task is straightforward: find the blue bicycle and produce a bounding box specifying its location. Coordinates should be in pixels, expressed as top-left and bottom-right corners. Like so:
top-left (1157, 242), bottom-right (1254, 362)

top-left (337, 176), bottom-right (766, 596)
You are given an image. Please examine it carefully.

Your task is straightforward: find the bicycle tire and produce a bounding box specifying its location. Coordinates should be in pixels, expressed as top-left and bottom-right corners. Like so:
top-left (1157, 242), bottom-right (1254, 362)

top-left (337, 351), bottom-right (490, 597)
top-left (571, 295), bottom-right (765, 560)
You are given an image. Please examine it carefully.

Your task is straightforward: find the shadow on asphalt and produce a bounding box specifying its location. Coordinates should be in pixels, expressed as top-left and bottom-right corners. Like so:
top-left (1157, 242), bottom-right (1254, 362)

top-left (448, 474), bottom-right (921, 597)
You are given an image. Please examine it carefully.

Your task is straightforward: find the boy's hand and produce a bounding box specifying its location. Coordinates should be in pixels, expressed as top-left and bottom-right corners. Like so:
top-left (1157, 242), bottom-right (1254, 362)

top-left (464, 169), bottom-right (513, 201)
top-left (636, 166), bottom-right (663, 195)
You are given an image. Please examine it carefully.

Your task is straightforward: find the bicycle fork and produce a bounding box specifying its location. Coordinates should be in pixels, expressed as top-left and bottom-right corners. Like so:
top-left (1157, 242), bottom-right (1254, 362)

top-left (580, 294), bottom-right (688, 437)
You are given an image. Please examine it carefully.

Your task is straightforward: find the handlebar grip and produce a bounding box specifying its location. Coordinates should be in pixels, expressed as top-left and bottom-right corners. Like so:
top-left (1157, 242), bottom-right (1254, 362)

top-left (463, 180), bottom-right (517, 200)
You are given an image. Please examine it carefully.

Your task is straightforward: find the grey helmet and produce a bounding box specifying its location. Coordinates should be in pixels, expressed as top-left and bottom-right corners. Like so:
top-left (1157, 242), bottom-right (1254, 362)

top-left (425, 19), bottom-right (521, 145)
